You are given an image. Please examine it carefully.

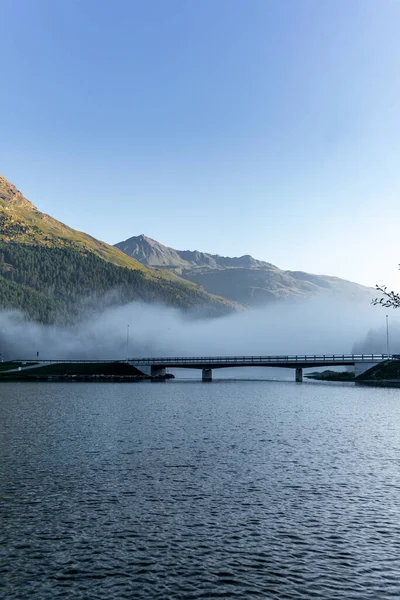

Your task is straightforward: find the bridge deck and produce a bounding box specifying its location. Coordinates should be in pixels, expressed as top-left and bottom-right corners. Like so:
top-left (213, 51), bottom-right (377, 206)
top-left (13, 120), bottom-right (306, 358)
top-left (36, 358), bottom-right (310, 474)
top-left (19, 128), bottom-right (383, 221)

top-left (131, 354), bottom-right (391, 370)
top-left (8, 354), bottom-right (391, 372)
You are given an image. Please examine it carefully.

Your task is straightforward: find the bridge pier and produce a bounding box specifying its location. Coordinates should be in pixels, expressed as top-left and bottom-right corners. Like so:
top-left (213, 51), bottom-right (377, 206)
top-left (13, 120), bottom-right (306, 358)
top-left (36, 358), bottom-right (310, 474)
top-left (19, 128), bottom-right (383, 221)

top-left (151, 366), bottom-right (166, 379)
top-left (295, 367), bottom-right (303, 383)
top-left (202, 368), bottom-right (212, 382)
top-left (354, 361), bottom-right (382, 377)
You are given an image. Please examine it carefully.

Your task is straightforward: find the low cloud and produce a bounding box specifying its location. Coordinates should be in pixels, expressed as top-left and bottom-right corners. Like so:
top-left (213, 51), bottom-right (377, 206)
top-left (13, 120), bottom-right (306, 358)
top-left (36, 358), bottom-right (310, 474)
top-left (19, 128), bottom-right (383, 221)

top-left (0, 294), bottom-right (391, 362)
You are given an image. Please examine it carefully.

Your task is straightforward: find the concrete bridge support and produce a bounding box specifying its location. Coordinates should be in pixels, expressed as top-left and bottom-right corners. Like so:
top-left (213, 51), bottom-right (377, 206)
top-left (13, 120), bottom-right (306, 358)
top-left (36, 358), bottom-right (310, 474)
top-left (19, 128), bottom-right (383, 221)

top-left (354, 361), bottom-right (382, 378)
top-left (202, 368), bottom-right (212, 382)
top-left (151, 366), bottom-right (166, 378)
top-left (295, 368), bottom-right (303, 382)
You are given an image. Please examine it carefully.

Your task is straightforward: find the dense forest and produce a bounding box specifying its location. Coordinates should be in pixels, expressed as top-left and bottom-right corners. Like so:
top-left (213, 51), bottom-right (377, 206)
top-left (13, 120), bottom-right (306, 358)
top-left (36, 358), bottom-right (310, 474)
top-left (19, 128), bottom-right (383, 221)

top-left (0, 242), bottom-right (234, 324)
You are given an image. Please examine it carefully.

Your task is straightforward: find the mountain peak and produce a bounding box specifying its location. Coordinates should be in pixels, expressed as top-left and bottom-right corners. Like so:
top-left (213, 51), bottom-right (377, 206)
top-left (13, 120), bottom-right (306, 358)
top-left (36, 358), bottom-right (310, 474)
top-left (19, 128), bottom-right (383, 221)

top-left (137, 234), bottom-right (160, 247)
top-left (0, 174), bottom-right (36, 209)
top-left (116, 234), bottom-right (180, 266)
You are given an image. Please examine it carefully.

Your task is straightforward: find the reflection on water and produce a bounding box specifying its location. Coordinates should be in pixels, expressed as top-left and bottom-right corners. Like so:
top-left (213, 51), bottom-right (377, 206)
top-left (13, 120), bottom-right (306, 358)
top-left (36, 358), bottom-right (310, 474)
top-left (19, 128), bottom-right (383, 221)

top-left (2, 380), bottom-right (400, 599)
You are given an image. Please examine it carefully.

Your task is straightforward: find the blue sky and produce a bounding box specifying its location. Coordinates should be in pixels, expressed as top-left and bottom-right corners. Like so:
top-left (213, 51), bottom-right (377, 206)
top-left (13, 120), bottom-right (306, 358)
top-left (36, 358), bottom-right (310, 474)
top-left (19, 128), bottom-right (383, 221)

top-left (1, 0), bottom-right (400, 289)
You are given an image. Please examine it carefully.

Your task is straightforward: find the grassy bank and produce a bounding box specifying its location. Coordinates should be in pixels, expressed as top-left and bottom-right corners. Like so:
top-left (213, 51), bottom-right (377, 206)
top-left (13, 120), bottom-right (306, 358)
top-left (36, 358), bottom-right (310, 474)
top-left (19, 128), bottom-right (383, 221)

top-left (0, 361), bottom-right (151, 381)
top-left (355, 359), bottom-right (400, 386)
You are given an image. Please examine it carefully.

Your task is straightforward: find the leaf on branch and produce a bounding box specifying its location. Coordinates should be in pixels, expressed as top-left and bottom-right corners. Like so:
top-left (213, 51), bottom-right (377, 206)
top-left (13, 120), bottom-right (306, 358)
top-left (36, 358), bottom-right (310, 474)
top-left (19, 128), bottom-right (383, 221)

top-left (372, 284), bottom-right (400, 308)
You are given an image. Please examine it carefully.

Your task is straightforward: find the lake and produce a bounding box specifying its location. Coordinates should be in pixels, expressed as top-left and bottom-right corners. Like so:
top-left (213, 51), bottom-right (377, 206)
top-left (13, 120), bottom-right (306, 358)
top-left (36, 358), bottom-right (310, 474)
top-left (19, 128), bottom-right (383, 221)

top-left (2, 379), bottom-right (400, 599)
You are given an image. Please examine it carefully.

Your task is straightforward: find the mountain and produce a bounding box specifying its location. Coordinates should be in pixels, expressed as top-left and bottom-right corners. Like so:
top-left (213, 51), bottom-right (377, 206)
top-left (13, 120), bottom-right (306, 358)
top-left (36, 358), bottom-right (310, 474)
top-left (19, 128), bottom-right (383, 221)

top-left (115, 234), bottom-right (270, 270)
top-left (0, 175), bottom-right (237, 322)
top-left (115, 234), bottom-right (373, 307)
top-left (0, 175), bottom-right (148, 271)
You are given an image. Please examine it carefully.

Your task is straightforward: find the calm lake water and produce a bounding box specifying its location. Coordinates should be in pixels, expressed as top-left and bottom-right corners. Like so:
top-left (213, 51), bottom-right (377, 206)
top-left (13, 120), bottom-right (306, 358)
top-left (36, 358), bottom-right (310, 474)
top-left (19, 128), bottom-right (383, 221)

top-left (2, 379), bottom-right (400, 599)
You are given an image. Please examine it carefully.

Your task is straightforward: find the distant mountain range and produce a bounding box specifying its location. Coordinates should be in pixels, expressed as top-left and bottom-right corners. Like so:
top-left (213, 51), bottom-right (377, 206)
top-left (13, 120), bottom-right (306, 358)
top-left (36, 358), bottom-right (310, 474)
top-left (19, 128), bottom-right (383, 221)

top-left (115, 234), bottom-right (373, 307)
top-left (0, 175), bottom-right (237, 323)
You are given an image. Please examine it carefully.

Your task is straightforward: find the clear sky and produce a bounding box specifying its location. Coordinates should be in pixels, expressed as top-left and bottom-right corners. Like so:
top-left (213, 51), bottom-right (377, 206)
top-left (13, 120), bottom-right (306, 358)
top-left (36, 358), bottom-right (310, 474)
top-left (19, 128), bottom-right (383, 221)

top-left (1, 0), bottom-right (400, 289)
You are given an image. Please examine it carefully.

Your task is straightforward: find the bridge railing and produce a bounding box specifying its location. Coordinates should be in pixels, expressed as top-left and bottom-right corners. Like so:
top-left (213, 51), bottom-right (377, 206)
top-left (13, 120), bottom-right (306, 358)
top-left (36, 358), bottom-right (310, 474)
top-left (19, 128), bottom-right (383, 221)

top-left (11, 354), bottom-right (392, 366)
top-left (130, 354), bottom-right (391, 365)
top-left (13, 359), bottom-right (125, 364)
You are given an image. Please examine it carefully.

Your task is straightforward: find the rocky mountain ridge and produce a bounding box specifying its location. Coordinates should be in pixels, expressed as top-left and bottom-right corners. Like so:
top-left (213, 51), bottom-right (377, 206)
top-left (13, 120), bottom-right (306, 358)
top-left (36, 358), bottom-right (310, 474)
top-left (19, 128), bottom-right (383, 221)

top-left (116, 235), bottom-right (273, 271)
top-left (115, 234), bottom-right (373, 307)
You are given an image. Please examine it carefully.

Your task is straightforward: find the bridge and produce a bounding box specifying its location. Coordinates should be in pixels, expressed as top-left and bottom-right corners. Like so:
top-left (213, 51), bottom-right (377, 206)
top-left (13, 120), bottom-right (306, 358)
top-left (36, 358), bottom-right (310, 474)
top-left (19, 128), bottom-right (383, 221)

top-left (131, 354), bottom-right (392, 381)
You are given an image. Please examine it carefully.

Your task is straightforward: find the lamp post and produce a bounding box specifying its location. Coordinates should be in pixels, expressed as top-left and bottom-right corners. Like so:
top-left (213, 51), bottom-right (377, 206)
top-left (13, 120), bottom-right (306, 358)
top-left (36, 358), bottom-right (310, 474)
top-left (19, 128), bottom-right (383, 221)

top-left (386, 315), bottom-right (390, 356)
top-left (126, 324), bottom-right (130, 360)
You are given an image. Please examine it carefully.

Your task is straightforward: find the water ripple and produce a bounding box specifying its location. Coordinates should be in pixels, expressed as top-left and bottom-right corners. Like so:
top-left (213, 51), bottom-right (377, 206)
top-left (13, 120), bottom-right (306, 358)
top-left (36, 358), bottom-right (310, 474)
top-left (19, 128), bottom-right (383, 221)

top-left (2, 381), bottom-right (400, 598)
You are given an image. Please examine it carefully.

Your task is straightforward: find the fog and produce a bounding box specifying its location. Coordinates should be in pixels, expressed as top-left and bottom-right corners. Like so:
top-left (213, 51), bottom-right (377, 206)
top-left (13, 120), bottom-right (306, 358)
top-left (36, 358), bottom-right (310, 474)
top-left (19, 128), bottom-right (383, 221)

top-left (353, 320), bottom-right (400, 355)
top-left (0, 294), bottom-right (395, 362)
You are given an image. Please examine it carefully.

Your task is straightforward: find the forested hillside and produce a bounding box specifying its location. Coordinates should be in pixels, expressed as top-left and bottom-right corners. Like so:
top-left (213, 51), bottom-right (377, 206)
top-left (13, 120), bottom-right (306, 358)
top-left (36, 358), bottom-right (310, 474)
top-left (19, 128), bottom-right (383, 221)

top-left (0, 242), bottom-right (235, 323)
top-left (0, 175), bottom-right (238, 322)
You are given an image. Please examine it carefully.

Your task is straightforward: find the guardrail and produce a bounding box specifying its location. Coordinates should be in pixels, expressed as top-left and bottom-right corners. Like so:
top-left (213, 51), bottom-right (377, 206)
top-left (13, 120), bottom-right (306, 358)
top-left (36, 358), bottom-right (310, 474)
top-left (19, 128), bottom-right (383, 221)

top-left (130, 354), bottom-right (392, 365)
top-left (10, 354), bottom-right (392, 366)
top-left (12, 359), bottom-right (124, 364)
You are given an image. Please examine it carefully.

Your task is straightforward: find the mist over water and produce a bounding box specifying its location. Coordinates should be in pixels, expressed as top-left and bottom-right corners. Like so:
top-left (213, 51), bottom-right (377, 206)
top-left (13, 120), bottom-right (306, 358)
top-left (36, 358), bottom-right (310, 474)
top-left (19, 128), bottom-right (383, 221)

top-left (0, 294), bottom-right (395, 361)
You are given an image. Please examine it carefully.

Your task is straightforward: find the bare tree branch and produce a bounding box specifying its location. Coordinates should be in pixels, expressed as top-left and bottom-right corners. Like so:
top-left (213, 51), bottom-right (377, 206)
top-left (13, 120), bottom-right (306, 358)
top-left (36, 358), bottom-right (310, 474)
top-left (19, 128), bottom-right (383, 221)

top-left (372, 285), bottom-right (400, 308)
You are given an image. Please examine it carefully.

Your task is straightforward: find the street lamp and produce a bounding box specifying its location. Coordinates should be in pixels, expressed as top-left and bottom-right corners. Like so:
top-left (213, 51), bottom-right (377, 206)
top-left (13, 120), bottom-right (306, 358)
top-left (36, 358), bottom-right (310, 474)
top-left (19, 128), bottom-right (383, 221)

top-left (386, 315), bottom-right (390, 356)
top-left (126, 324), bottom-right (130, 360)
